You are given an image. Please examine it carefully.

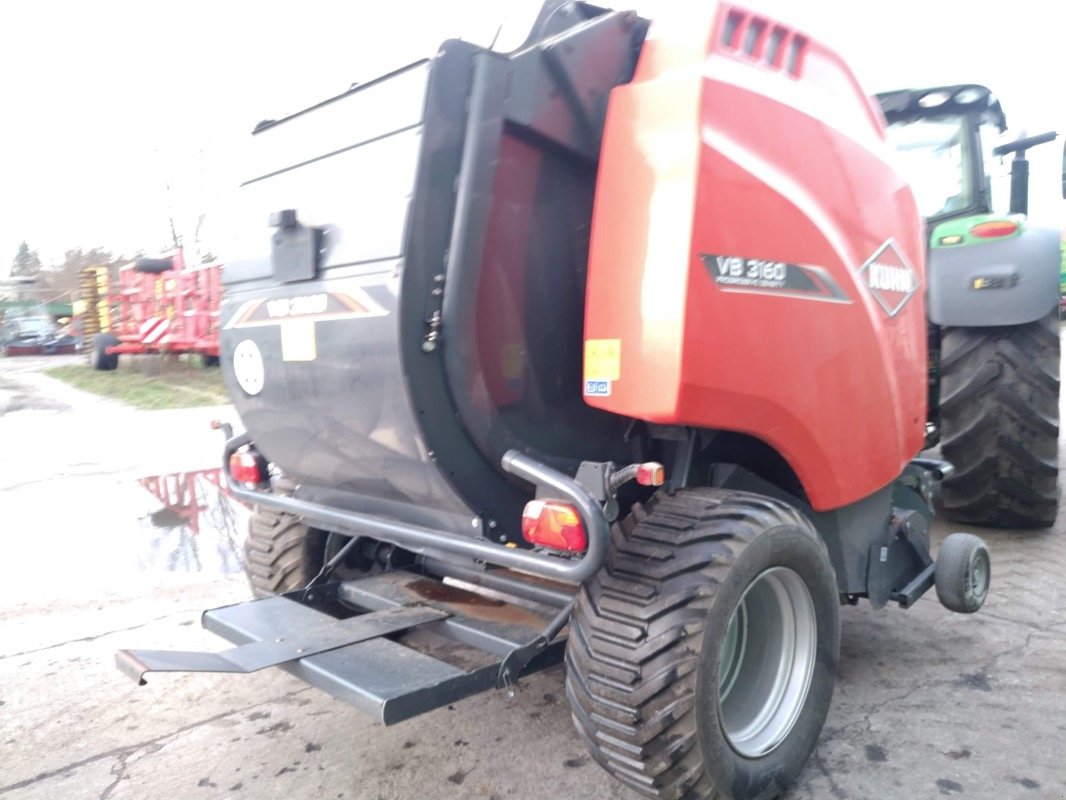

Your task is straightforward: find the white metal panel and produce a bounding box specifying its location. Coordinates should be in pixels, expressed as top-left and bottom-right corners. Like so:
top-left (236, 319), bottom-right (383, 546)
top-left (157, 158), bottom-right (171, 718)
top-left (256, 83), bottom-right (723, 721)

top-left (244, 62), bottom-right (430, 183)
top-left (231, 126), bottom-right (422, 268)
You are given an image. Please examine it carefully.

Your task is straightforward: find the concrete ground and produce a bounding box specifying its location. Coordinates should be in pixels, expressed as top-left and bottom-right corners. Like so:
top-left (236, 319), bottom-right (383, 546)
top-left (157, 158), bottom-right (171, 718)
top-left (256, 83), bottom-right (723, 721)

top-left (0, 354), bottom-right (1063, 800)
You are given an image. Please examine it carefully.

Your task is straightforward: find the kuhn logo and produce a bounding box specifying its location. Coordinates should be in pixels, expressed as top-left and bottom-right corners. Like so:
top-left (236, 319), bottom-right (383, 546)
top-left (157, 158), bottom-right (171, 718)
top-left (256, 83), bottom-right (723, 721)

top-left (860, 240), bottom-right (918, 317)
top-left (867, 263), bottom-right (914, 293)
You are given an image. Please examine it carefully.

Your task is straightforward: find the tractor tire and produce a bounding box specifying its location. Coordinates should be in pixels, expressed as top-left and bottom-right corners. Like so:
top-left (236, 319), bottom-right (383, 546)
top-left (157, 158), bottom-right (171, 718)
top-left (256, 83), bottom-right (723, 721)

top-left (133, 257), bottom-right (175, 274)
top-left (243, 507), bottom-right (368, 597)
top-left (566, 489), bottom-right (840, 800)
top-left (92, 333), bottom-right (120, 371)
top-left (938, 312), bottom-right (1060, 528)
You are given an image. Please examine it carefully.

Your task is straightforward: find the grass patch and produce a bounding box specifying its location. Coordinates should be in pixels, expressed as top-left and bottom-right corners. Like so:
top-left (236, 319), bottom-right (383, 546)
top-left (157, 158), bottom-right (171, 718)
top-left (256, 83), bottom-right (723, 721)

top-left (46, 357), bottom-right (230, 409)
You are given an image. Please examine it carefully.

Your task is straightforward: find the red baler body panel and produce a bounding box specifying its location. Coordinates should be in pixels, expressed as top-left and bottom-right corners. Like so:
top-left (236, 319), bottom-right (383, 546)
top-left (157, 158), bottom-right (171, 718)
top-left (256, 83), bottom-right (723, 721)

top-left (584, 5), bottom-right (926, 511)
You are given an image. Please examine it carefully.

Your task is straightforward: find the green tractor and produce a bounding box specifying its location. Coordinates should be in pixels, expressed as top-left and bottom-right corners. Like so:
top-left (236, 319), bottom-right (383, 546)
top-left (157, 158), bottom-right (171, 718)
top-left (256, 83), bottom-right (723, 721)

top-left (878, 85), bottom-right (1064, 528)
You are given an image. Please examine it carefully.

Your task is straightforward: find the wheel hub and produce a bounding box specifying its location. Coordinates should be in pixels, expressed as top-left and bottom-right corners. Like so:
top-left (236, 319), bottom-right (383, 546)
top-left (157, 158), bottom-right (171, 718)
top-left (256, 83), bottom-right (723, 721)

top-left (717, 567), bottom-right (817, 758)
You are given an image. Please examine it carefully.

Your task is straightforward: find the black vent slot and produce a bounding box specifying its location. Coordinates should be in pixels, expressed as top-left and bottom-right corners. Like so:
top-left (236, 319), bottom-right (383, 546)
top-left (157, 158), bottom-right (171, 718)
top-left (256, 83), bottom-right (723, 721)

top-left (787, 35), bottom-right (807, 76)
top-left (743, 18), bottom-right (766, 56)
top-left (722, 10), bottom-right (744, 48)
top-left (766, 26), bottom-right (787, 66)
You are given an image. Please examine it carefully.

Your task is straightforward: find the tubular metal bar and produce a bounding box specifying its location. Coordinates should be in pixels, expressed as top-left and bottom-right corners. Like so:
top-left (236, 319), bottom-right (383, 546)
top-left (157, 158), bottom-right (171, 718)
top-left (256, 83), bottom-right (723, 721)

top-left (223, 436), bottom-right (610, 584)
top-left (910, 457), bottom-right (955, 481)
top-left (891, 562), bottom-right (936, 609)
top-left (420, 557), bottom-right (575, 609)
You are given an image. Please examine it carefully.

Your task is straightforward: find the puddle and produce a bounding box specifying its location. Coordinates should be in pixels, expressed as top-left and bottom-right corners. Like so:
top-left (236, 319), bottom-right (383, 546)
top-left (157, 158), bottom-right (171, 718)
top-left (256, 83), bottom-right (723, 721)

top-left (132, 468), bottom-right (249, 576)
top-left (0, 467), bottom-right (250, 601)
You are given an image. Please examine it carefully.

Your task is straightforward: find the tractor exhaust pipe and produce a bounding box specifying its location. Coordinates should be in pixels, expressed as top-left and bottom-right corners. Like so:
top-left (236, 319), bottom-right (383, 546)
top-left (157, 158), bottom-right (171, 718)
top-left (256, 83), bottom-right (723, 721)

top-left (993, 130), bottom-right (1058, 216)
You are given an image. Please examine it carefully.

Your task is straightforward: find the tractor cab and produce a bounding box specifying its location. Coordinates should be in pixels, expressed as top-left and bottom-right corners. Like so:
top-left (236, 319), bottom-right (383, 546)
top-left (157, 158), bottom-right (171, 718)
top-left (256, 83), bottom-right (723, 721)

top-left (877, 84), bottom-right (1058, 221)
top-left (879, 84), bottom-right (1008, 220)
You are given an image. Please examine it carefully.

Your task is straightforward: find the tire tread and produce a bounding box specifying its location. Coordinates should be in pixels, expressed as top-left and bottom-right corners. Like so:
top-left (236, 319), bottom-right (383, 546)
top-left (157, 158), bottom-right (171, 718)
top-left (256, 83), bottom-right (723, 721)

top-left (939, 314), bottom-right (1060, 528)
top-left (565, 489), bottom-right (826, 800)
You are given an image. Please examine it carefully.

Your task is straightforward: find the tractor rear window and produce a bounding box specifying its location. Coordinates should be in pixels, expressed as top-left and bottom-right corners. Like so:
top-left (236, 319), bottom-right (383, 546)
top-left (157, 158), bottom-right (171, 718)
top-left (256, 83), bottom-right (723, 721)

top-left (885, 116), bottom-right (974, 218)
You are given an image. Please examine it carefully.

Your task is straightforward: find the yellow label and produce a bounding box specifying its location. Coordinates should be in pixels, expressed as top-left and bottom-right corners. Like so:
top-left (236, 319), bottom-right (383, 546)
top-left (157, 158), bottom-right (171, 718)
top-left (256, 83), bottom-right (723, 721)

top-left (584, 338), bottom-right (621, 382)
top-left (501, 343), bottom-right (525, 381)
top-left (281, 319), bottom-right (317, 362)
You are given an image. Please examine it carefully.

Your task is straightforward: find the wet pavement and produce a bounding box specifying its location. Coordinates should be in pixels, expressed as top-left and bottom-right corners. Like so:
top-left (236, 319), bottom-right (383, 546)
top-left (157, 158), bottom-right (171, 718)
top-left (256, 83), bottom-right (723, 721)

top-left (0, 354), bottom-right (1064, 799)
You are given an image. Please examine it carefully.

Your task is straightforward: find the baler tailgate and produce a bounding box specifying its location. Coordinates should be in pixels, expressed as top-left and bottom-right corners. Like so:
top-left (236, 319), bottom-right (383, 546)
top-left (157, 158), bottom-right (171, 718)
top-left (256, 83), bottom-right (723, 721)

top-left (118, 575), bottom-right (565, 725)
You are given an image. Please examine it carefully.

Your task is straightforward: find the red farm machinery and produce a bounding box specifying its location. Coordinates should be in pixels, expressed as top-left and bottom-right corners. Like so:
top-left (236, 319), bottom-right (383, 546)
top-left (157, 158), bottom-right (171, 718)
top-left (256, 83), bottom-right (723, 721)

top-left (82, 249), bottom-right (222, 370)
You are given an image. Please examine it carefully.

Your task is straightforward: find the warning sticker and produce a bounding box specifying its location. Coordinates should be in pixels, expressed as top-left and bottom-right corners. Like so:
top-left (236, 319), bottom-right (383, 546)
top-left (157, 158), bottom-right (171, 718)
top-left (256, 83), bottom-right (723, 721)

top-left (584, 339), bottom-right (621, 382)
top-left (281, 319), bottom-right (317, 362)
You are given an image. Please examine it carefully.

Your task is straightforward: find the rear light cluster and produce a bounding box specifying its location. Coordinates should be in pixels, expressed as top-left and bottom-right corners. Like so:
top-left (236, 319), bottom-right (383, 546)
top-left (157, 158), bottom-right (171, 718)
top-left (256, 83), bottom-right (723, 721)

top-left (970, 220), bottom-right (1019, 239)
top-left (939, 219), bottom-right (1019, 246)
top-left (522, 500), bottom-right (587, 553)
top-left (229, 451), bottom-right (266, 485)
top-left (520, 462), bottom-right (666, 554)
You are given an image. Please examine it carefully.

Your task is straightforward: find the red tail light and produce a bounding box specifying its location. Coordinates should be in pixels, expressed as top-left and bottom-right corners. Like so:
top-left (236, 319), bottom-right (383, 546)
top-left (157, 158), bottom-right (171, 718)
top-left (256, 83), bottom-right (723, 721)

top-left (229, 452), bottom-right (264, 485)
top-left (521, 500), bottom-right (587, 553)
top-left (970, 220), bottom-right (1019, 239)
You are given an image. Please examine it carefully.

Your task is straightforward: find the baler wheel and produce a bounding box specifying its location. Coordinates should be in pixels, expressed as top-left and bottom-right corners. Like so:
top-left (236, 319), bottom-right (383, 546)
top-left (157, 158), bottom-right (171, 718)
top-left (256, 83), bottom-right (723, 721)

top-left (565, 489), bottom-right (839, 800)
top-left (935, 533), bottom-right (991, 614)
top-left (939, 312), bottom-right (1060, 528)
top-left (244, 507), bottom-right (367, 597)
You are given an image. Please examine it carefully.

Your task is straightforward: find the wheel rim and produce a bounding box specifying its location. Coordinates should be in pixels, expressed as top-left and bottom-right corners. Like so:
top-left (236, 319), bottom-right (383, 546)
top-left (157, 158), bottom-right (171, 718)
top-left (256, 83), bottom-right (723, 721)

top-left (717, 567), bottom-right (817, 758)
top-left (969, 549), bottom-right (990, 603)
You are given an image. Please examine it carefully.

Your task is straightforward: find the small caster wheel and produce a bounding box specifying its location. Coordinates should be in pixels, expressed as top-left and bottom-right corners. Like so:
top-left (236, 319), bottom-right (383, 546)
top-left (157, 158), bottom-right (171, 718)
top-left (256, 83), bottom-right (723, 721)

top-left (935, 533), bottom-right (990, 613)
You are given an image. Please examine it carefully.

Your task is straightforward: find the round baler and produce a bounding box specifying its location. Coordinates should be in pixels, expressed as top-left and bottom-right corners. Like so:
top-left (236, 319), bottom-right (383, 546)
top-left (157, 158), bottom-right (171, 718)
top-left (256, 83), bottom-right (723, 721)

top-left (117, 6), bottom-right (995, 800)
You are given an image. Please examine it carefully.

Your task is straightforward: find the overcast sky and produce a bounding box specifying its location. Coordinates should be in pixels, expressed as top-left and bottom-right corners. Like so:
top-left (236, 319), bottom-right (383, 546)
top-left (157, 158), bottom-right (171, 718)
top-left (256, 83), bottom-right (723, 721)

top-left (1, 0), bottom-right (1061, 271)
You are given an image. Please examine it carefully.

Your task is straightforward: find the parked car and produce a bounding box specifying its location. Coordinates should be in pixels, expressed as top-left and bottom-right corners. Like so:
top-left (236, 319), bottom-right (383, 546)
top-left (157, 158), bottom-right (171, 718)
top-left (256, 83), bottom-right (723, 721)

top-left (0, 315), bottom-right (80, 356)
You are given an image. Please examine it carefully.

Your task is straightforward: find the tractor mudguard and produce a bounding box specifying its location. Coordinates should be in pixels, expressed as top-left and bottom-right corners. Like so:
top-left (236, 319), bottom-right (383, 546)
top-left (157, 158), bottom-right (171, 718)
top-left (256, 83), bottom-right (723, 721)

top-left (927, 224), bottom-right (1060, 326)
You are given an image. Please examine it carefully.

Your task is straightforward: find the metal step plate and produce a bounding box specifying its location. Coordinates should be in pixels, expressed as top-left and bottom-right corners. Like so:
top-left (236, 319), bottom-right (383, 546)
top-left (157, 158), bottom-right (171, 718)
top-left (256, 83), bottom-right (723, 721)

top-left (117, 573), bottom-right (567, 725)
top-left (116, 601), bottom-right (447, 684)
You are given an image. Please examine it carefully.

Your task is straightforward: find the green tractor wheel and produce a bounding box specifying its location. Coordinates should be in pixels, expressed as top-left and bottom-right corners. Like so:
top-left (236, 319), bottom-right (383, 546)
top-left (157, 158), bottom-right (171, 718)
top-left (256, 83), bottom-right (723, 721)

top-left (938, 311), bottom-right (1060, 528)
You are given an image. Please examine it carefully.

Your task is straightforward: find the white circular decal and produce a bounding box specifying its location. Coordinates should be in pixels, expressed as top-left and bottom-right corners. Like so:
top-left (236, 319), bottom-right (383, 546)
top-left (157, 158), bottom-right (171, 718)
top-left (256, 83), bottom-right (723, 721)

top-left (233, 339), bottom-right (265, 396)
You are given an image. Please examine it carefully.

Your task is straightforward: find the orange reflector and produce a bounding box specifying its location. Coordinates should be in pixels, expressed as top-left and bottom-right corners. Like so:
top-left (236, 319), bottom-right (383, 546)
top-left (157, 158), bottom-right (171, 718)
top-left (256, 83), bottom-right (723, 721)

top-left (521, 500), bottom-right (587, 553)
top-left (970, 220), bottom-right (1019, 239)
top-left (229, 452), bottom-right (263, 485)
top-left (636, 462), bottom-right (666, 486)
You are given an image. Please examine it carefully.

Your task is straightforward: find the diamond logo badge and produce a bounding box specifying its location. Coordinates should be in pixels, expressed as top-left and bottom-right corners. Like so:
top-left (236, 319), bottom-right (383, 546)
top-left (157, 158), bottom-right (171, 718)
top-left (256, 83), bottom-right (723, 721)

top-left (860, 239), bottom-right (919, 317)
